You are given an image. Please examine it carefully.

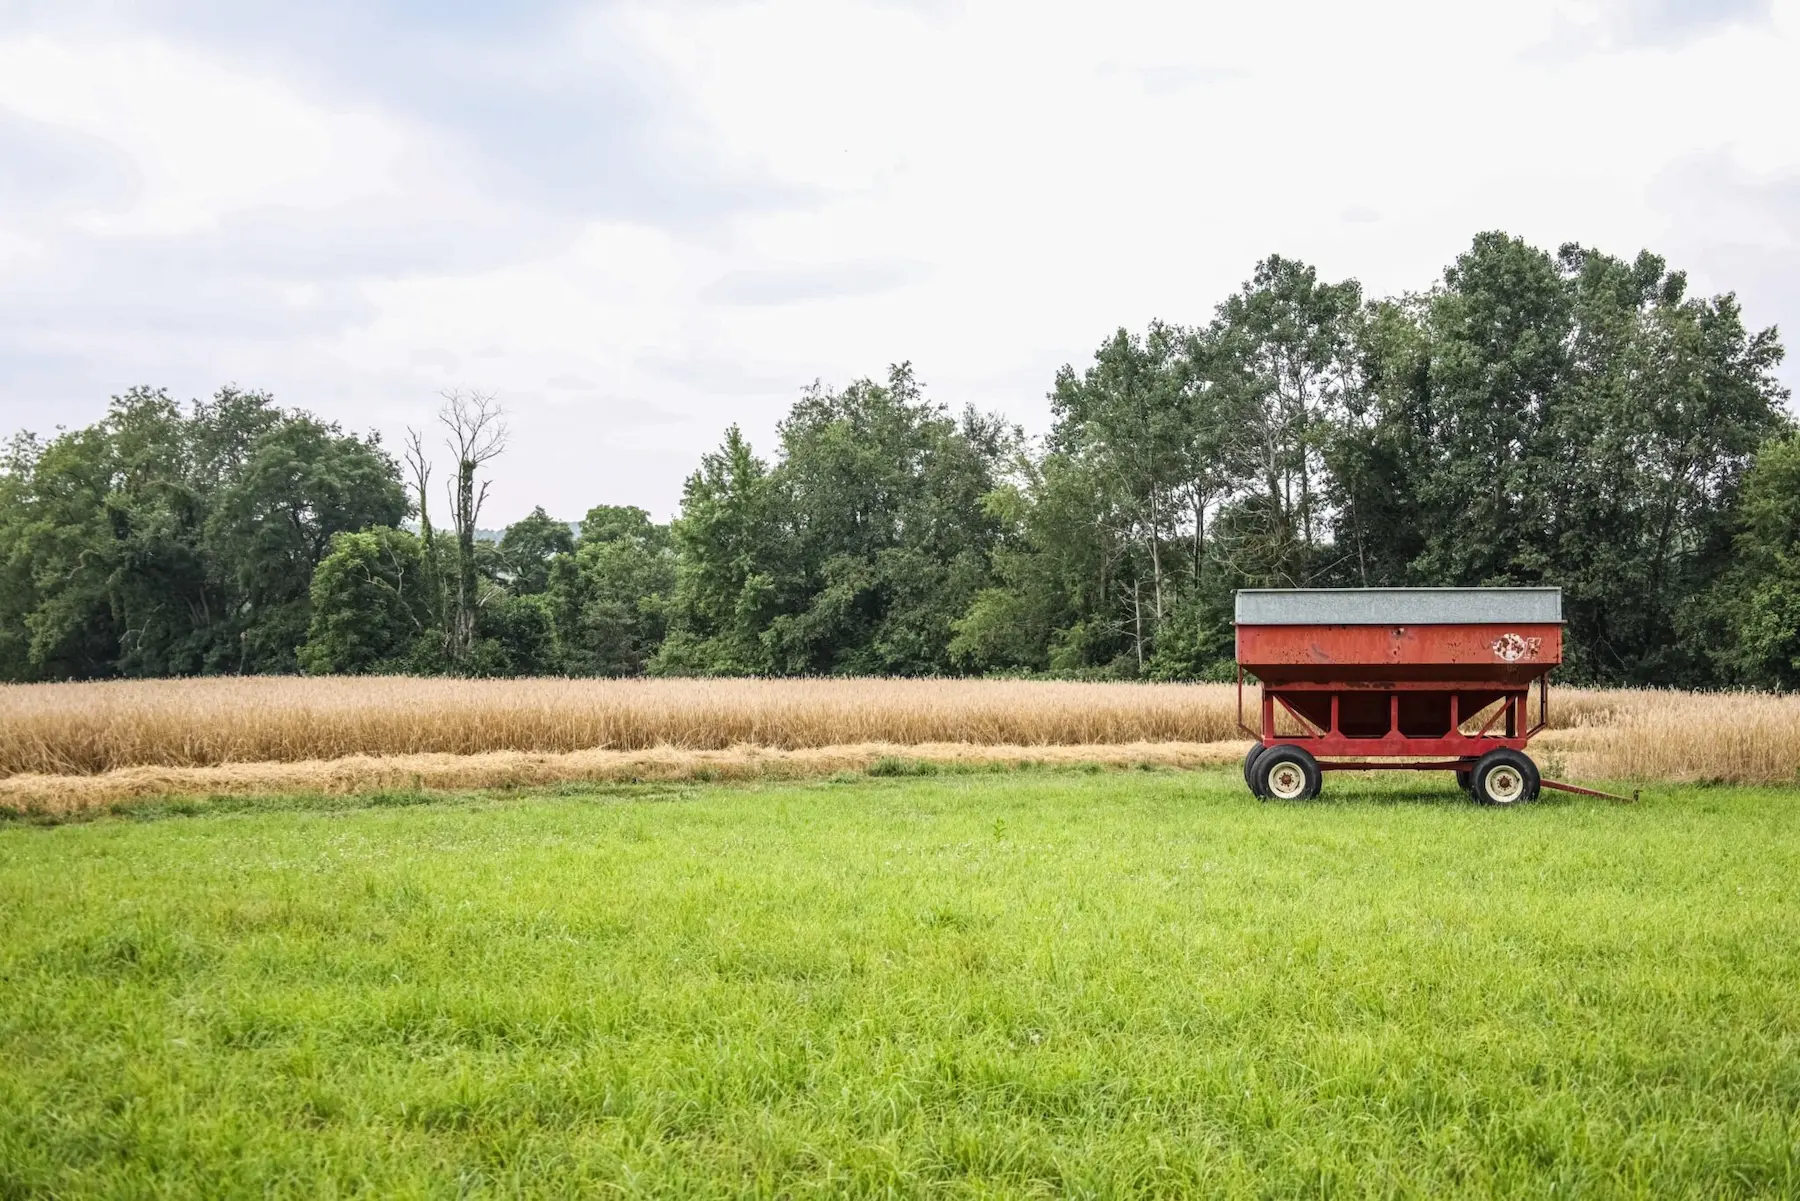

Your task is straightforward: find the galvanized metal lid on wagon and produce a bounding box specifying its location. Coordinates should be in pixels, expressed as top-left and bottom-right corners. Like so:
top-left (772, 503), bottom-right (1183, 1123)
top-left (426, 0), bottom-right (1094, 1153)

top-left (1234, 588), bottom-right (1562, 627)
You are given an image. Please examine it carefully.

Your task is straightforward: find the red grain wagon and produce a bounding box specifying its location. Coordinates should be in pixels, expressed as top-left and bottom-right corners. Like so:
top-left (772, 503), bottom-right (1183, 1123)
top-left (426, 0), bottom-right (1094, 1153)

top-left (1234, 587), bottom-right (1597, 805)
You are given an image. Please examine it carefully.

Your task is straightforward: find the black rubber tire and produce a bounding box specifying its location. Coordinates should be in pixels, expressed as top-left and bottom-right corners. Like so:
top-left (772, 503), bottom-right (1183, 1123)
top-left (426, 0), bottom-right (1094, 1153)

top-left (1471, 748), bottom-right (1540, 806)
top-left (1455, 769), bottom-right (1473, 795)
top-left (1256, 745), bottom-right (1322, 802)
top-left (1243, 743), bottom-right (1268, 799)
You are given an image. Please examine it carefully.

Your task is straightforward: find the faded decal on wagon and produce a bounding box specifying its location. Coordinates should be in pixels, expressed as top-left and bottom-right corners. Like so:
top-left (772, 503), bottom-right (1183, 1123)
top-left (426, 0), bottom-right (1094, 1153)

top-left (1491, 633), bottom-right (1542, 662)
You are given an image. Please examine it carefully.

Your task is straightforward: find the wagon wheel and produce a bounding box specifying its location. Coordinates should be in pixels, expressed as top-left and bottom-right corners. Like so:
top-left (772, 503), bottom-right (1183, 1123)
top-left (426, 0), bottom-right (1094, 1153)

top-left (1471, 749), bottom-right (1540, 805)
top-left (1256, 745), bottom-right (1321, 802)
top-left (1243, 743), bottom-right (1269, 799)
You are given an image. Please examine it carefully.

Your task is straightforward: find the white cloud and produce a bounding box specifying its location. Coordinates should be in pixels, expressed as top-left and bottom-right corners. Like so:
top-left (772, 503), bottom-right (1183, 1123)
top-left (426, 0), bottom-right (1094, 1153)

top-left (1, 0), bottom-right (1797, 523)
top-left (0, 36), bottom-right (411, 236)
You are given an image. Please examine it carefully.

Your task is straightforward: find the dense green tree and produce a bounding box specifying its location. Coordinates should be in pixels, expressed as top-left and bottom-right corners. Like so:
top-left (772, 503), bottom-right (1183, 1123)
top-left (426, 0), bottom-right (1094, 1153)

top-left (1323, 296), bottom-right (1434, 586)
top-left (949, 453), bottom-right (1133, 673)
top-left (498, 506), bottom-right (575, 595)
top-left (1329, 234), bottom-right (1788, 684)
top-left (467, 593), bottom-right (556, 677)
top-left (762, 365), bottom-right (1009, 675)
top-left (210, 416), bottom-right (409, 672)
top-left (1550, 247), bottom-right (1786, 681)
top-left (0, 388), bottom-right (405, 680)
top-left (70, 391), bottom-right (214, 678)
top-left (652, 427), bottom-right (783, 676)
top-left (0, 419), bottom-right (125, 679)
top-left (1706, 433), bottom-right (1800, 689)
top-left (1208, 255), bottom-right (1363, 586)
top-left (0, 231), bottom-right (1788, 689)
top-left (548, 505), bottom-right (676, 676)
top-left (1415, 233), bottom-right (1571, 586)
top-left (298, 528), bottom-right (430, 675)
top-left (656, 368), bottom-right (1009, 677)
top-left (1049, 322), bottom-right (1188, 650)
top-left (970, 261), bottom-right (1359, 679)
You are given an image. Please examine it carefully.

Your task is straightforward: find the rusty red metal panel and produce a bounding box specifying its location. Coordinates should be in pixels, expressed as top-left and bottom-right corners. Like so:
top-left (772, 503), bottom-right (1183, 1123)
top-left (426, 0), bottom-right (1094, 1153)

top-left (1238, 623), bottom-right (1560, 687)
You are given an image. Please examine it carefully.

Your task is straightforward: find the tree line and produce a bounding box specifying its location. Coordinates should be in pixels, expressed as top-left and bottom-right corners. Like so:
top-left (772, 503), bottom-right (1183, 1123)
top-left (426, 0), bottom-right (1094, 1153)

top-left (2, 231), bottom-right (1796, 688)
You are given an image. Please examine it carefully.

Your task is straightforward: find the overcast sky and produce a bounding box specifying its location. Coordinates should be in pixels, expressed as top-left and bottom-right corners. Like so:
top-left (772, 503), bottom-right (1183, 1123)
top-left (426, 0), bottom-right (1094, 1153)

top-left (2, 0), bottom-right (1797, 524)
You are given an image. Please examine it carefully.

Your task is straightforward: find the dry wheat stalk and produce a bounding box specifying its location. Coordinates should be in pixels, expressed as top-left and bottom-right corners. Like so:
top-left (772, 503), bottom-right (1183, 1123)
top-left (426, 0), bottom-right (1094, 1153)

top-left (0, 679), bottom-right (1792, 806)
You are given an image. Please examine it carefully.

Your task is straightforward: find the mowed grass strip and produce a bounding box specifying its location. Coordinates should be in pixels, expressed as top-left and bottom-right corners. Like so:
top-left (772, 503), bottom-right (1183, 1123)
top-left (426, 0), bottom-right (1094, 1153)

top-left (0, 772), bottom-right (1796, 1198)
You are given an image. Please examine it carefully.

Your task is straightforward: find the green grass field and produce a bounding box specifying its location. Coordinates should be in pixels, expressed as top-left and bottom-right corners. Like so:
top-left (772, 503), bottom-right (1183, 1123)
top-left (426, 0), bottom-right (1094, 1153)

top-left (2, 769), bottom-right (1797, 1198)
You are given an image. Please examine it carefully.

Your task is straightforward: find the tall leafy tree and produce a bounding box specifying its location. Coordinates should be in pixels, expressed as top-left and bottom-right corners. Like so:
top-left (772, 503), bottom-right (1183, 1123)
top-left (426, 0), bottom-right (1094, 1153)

top-left (657, 368), bottom-right (1008, 676)
top-left (498, 506), bottom-right (575, 596)
top-left (1548, 247), bottom-right (1786, 680)
top-left (1707, 432), bottom-right (1800, 688)
top-left (653, 426), bottom-right (783, 675)
top-left (211, 416), bottom-right (408, 672)
top-left (298, 528), bottom-right (431, 675)
top-left (1050, 323), bottom-right (1188, 648)
top-left (762, 365), bottom-right (1009, 675)
top-left (950, 452), bottom-right (1133, 672)
top-left (1413, 233), bottom-right (1570, 586)
top-left (988, 264), bottom-right (1358, 678)
top-left (1324, 296), bottom-right (1434, 586)
top-left (1330, 233), bottom-right (1787, 683)
top-left (0, 388), bottom-right (405, 680)
top-left (1207, 255), bottom-right (1363, 586)
top-left (0, 418), bottom-right (128, 679)
top-left (548, 505), bottom-right (676, 676)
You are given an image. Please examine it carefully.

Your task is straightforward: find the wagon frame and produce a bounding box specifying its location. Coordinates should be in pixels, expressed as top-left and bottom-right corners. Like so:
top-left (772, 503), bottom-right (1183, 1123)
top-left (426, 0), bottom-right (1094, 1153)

top-left (1233, 587), bottom-right (1623, 803)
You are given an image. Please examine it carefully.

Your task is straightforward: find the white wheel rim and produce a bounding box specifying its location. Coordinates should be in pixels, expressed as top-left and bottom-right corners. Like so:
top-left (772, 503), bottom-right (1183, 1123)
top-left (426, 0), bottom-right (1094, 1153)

top-left (1267, 762), bottom-right (1307, 800)
top-left (1486, 765), bottom-right (1525, 804)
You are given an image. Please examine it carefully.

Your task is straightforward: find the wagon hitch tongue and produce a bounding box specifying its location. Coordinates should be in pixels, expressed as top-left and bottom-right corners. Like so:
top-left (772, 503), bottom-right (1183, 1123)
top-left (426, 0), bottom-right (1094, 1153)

top-left (1539, 778), bottom-right (1638, 804)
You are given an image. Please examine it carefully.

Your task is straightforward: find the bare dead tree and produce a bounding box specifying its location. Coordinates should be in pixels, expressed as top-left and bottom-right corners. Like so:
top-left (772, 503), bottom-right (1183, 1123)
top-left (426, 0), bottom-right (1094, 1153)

top-left (403, 427), bottom-right (446, 640)
top-left (437, 390), bottom-right (507, 664)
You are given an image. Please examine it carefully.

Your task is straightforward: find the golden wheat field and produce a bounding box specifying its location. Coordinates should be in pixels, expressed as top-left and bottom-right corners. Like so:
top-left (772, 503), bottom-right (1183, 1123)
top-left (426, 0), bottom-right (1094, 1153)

top-left (0, 676), bottom-right (1795, 813)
